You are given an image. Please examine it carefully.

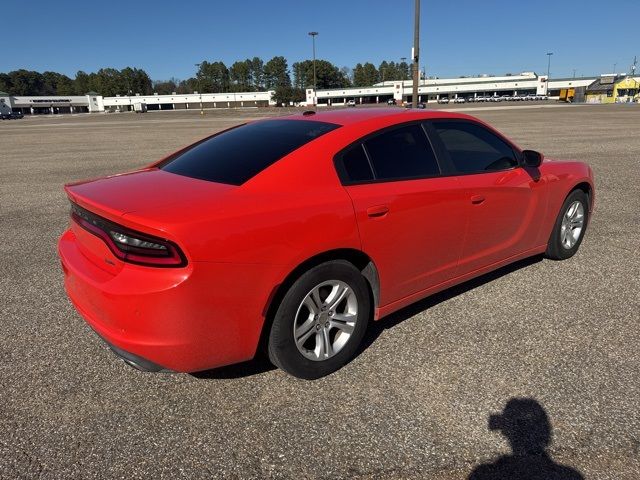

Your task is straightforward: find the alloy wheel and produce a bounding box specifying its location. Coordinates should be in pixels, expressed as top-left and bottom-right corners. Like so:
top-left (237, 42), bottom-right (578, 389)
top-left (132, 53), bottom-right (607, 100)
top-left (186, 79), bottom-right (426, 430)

top-left (293, 280), bottom-right (358, 361)
top-left (560, 200), bottom-right (585, 249)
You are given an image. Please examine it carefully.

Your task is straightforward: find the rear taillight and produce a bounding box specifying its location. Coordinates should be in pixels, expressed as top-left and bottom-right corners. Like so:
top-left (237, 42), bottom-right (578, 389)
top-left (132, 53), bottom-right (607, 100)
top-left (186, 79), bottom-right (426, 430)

top-left (70, 203), bottom-right (187, 267)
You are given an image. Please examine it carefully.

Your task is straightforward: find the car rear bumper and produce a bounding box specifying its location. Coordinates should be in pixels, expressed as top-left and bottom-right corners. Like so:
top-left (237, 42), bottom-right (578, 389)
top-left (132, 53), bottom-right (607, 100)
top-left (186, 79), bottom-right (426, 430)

top-left (93, 328), bottom-right (172, 372)
top-left (58, 228), bottom-right (281, 372)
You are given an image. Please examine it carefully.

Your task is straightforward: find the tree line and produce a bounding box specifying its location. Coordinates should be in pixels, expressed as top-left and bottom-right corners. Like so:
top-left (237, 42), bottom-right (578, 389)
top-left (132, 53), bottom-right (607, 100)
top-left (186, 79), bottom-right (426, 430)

top-left (0, 68), bottom-right (153, 98)
top-left (0, 58), bottom-right (412, 104)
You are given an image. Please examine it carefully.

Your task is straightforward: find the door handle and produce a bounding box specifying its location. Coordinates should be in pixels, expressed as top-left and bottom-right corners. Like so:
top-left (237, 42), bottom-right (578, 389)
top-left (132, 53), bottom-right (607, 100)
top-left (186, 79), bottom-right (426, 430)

top-left (366, 205), bottom-right (389, 218)
top-left (471, 195), bottom-right (486, 205)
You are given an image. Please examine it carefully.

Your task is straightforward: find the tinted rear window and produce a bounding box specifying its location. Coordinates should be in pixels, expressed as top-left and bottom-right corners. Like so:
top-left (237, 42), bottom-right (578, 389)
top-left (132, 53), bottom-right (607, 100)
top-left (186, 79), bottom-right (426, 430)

top-left (161, 119), bottom-right (340, 185)
top-left (341, 144), bottom-right (374, 182)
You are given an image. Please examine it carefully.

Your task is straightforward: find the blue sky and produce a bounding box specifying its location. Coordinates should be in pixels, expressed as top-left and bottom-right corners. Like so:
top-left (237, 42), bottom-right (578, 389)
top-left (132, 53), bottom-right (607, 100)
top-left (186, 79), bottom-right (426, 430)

top-left (3, 0), bottom-right (639, 80)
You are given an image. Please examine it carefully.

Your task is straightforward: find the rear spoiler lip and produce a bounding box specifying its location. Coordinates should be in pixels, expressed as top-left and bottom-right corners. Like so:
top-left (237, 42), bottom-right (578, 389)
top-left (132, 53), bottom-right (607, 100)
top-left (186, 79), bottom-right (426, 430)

top-left (64, 167), bottom-right (157, 189)
top-left (63, 184), bottom-right (129, 220)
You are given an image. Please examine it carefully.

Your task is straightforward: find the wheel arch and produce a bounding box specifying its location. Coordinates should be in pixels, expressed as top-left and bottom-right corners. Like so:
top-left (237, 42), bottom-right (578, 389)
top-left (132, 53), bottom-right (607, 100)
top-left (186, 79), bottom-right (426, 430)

top-left (572, 181), bottom-right (593, 209)
top-left (257, 248), bottom-right (380, 355)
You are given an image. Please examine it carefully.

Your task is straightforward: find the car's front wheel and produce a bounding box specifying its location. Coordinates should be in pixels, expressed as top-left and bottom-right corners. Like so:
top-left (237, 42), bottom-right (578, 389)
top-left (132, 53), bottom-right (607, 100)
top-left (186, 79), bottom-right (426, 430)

top-left (545, 189), bottom-right (590, 260)
top-left (267, 260), bottom-right (370, 379)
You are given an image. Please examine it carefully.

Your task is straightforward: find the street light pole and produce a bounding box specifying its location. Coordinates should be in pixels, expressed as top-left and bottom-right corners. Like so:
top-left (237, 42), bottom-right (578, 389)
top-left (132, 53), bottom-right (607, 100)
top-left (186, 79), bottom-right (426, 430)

top-left (125, 75), bottom-right (132, 112)
top-left (546, 52), bottom-right (553, 96)
top-left (195, 63), bottom-right (203, 115)
top-left (412, 0), bottom-right (420, 108)
top-left (308, 31), bottom-right (318, 105)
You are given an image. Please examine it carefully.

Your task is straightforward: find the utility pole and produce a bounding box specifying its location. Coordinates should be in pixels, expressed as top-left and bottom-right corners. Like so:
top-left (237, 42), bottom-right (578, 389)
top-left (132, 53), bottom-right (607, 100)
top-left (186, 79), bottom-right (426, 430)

top-left (308, 31), bottom-right (318, 105)
top-left (412, 0), bottom-right (420, 108)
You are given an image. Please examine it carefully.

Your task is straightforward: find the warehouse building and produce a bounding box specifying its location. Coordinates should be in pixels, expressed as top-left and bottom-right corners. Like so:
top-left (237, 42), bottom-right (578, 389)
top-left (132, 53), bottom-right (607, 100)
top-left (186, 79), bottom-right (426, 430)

top-left (0, 90), bottom-right (275, 115)
top-left (102, 91), bottom-right (275, 112)
top-left (2, 71), bottom-right (639, 115)
top-left (306, 72), bottom-right (598, 105)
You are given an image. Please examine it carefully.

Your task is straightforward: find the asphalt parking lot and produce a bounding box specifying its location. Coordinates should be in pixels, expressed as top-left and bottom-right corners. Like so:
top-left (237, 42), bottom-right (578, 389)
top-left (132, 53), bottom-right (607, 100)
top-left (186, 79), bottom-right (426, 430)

top-left (1, 103), bottom-right (639, 479)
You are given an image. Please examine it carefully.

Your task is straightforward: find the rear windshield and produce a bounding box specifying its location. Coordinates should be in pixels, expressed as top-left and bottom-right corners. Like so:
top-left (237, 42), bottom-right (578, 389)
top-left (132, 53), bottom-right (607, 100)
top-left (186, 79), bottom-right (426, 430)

top-left (160, 119), bottom-right (340, 185)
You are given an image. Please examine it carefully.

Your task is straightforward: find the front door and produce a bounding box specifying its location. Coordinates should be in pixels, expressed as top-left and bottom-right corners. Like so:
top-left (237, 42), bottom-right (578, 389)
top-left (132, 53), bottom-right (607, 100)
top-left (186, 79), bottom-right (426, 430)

top-left (428, 119), bottom-right (546, 276)
top-left (337, 122), bottom-right (467, 306)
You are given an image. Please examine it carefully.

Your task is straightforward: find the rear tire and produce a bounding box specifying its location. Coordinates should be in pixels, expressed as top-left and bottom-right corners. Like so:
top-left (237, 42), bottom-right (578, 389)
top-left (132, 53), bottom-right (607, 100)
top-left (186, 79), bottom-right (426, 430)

top-left (545, 189), bottom-right (589, 260)
top-left (268, 260), bottom-right (370, 379)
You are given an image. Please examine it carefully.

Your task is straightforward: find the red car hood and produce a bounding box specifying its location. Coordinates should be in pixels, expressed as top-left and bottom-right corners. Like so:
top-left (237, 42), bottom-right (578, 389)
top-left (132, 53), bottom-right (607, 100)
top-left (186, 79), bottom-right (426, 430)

top-left (65, 168), bottom-right (236, 220)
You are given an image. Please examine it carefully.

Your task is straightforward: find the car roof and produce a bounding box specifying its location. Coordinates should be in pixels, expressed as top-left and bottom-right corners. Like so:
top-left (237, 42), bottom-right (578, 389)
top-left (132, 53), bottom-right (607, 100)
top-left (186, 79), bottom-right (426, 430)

top-left (282, 107), bottom-right (476, 127)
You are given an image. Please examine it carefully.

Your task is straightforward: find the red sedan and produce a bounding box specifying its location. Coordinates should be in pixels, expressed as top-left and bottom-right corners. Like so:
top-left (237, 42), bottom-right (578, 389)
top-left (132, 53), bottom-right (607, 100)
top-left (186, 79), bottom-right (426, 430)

top-left (58, 109), bottom-right (594, 379)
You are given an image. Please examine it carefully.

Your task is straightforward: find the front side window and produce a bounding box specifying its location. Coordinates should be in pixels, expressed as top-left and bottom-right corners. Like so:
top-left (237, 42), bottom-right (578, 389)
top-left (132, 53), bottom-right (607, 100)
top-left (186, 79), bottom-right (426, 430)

top-left (363, 124), bottom-right (440, 181)
top-left (161, 119), bottom-right (340, 185)
top-left (432, 121), bottom-right (519, 174)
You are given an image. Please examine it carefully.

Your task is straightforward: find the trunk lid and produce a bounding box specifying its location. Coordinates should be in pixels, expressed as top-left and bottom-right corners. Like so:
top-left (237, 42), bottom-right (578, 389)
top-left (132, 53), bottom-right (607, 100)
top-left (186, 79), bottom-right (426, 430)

top-left (64, 168), bottom-right (236, 272)
top-left (65, 168), bottom-right (235, 219)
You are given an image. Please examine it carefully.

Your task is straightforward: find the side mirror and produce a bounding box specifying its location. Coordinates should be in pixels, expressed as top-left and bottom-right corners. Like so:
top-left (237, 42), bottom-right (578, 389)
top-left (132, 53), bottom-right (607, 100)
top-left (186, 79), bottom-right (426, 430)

top-left (523, 150), bottom-right (543, 168)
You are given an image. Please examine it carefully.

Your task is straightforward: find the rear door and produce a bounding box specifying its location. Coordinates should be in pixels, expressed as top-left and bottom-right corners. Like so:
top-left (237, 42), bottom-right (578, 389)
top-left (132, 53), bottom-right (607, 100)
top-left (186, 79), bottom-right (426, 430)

top-left (336, 122), bottom-right (468, 307)
top-left (427, 120), bottom-right (547, 275)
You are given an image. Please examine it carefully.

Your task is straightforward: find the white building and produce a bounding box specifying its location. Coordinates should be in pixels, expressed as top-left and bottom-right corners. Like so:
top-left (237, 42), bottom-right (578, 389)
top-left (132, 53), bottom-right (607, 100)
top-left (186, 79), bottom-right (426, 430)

top-left (102, 91), bottom-right (276, 112)
top-left (307, 72), bottom-right (596, 105)
top-left (0, 90), bottom-right (275, 114)
top-left (1, 71), bottom-right (599, 114)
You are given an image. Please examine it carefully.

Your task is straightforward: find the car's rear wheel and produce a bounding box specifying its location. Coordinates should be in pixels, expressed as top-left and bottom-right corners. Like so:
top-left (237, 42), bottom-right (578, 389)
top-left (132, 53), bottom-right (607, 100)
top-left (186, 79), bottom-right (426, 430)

top-left (545, 189), bottom-right (589, 260)
top-left (267, 260), bottom-right (370, 379)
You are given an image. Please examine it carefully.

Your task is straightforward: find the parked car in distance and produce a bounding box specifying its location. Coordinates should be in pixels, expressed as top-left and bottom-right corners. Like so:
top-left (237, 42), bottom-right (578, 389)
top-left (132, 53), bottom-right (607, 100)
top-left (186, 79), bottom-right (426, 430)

top-left (453, 97), bottom-right (466, 103)
top-left (1, 111), bottom-right (24, 119)
top-left (58, 108), bottom-right (595, 379)
top-left (475, 96), bottom-right (487, 102)
top-left (346, 100), bottom-right (356, 107)
top-left (437, 98), bottom-right (450, 104)
top-left (387, 99), bottom-right (395, 105)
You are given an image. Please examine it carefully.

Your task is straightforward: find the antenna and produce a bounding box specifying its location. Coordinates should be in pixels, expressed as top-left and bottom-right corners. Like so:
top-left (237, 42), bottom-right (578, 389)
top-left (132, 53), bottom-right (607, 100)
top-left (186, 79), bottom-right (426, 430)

top-left (632, 56), bottom-right (637, 76)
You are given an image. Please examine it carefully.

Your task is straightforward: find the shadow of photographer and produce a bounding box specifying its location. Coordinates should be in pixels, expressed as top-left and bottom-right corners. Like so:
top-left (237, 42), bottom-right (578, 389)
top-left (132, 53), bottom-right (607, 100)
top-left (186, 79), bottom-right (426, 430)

top-left (469, 398), bottom-right (583, 480)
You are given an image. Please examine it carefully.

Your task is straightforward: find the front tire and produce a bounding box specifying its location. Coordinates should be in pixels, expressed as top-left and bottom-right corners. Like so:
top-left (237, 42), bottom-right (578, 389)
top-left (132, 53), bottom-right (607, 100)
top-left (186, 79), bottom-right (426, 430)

top-left (268, 260), bottom-right (370, 379)
top-left (545, 189), bottom-right (589, 260)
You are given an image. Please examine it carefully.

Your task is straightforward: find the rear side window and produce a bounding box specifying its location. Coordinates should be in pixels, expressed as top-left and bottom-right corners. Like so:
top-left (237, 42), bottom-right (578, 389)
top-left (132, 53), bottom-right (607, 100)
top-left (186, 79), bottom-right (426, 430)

top-left (340, 144), bottom-right (374, 182)
top-left (161, 119), bottom-right (340, 185)
top-left (432, 121), bottom-right (518, 174)
top-left (363, 124), bottom-right (440, 181)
